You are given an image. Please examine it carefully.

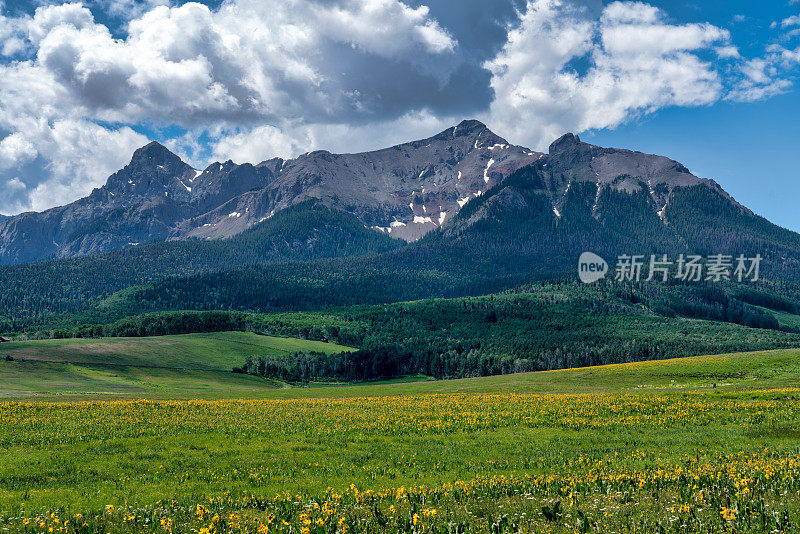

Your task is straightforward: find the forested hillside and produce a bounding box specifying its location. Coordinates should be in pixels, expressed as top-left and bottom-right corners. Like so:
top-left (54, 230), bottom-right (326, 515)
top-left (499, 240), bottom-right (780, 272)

top-left (12, 286), bottom-right (800, 382)
top-left (0, 200), bottom-right (402, 328)
top-left (71, 166), bottom-right (800, 329)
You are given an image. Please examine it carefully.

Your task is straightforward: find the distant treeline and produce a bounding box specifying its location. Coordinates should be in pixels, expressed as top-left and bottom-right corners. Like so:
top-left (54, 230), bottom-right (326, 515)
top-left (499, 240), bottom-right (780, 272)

top-left (236, 350), bottom-right (424, 383)
top-left (38, 311), bottom-right (255, 340)
top-left (18, 281), bottom-right (797, 340)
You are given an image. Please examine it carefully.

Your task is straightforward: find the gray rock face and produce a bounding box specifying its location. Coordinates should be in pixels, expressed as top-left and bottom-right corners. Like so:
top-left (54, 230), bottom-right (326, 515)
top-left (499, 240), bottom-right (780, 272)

top-left (104, 141), bottom-right (197, 203)
top-left (175, 119), bottom-right (542, 242)
top-left (0, 141), bottom-right (201, 264)
top-left (0, 121), bottom-right (739, 265)
top-left (539, 132), bottom-right (740, 222)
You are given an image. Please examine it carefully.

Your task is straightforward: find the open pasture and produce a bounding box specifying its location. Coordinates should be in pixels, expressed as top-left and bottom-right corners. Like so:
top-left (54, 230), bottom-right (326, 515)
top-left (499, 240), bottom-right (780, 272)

top-left (1, 348), bottom-right (800, 532)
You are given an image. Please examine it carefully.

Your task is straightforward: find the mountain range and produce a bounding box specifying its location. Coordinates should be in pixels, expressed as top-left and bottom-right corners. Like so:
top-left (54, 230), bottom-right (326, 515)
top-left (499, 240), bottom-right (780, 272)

top-left (0, 119), bottom-right (756, 266)
top-left (0, 120), bottom-right (530, 263)
top-left (3, 120), bottom-right (800, 334)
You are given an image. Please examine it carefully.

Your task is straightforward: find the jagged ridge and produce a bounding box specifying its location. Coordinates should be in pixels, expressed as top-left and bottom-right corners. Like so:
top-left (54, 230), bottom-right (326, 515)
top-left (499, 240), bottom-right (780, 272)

top-left (0, 121), bottom-right (756, 266)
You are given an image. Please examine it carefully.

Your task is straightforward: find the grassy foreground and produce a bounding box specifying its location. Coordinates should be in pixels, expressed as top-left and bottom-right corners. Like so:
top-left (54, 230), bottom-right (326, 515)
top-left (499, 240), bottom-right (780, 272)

top-left (1, 347), bottom-right (800, 532)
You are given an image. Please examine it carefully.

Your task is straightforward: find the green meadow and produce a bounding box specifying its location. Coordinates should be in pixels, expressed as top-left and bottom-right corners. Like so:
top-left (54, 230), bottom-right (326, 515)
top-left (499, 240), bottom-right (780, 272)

top-left (1, 337), bottom-right (800, 532)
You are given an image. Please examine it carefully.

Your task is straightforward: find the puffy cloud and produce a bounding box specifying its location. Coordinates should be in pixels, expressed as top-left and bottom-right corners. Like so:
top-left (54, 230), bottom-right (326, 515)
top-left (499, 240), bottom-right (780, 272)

top-left (0, 0), bottom-right (460, 214)
top-left (17, 0), bottom-right (459, 127)
top-left (725, 37), bottom-right (800, 103)
top-left (0, 119), bottom-right (147, 213)
top-left (292, 110), bottom-right (452, 155)
top-left (599, 9), bottom-right (728, 57)
top-left (4, 177), bottom-right (25, 191)
top-left (26, 3), bottom-right (96, 45)
top-left (716, 45), bottom-right (740, 59)
top-left (0, 4), bottom-right (25, 56)
top-left (0, 177), bottom-right (29, 216)
top-left (483, 0), bottom-right (729, 149)
top-left (0, 53), bottom-right (148, 213)
top-left (741, 58), bottom-right (774, 85)
top-left (201, 110), bottom-right (452, 165)
top-left (0, 132), bottom-right (37, 170)
top-left (0, 55), bottom-right (142, 213)
top-left (28, 120), bottom-right (147, 212)
top-left (210, 125), bottom-right (309, 163)
top-left (781, 15), bottom-right (800, 28)
top-left (777, 45), bottom-right (800, 65)
top-left (312, 0), bottom-right (455, 57)
top-left (91, 0), bottom-right (171, 20)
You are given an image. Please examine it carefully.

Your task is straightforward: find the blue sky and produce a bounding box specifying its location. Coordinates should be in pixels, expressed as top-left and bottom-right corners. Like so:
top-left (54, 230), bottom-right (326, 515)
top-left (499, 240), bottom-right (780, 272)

top-left (583, 0), bottom-right (800, 232)
top-left (1, 0), bottom-right (799, 232)
top-left (586, 92), bottom-right (800, 233)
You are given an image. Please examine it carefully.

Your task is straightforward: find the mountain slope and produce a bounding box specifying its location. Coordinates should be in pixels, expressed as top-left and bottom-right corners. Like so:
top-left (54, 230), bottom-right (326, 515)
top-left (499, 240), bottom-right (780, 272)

top-left (177, 120), bottom-right (541, 242)
top-left (0, 200), bottom-right (402, 328)
top-left (434, 132), bottom-right (788, 264)
top-left (0, 142), bottom-right (206, 264)
top-left (94, 137), bottom-right (800, 320)
top-left (0, 121), bottom-right (759, 267)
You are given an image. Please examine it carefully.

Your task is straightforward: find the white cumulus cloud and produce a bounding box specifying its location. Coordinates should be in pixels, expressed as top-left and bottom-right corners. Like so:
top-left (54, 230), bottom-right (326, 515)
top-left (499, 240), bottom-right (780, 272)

top-left (483, 0), bottom-right (730, 149)
top-left (781, 15), bottom-right (800, 28)
top-left (21, 0), bottom-right (458, 126)
top-left (0, 0), bottom-right (458, 214)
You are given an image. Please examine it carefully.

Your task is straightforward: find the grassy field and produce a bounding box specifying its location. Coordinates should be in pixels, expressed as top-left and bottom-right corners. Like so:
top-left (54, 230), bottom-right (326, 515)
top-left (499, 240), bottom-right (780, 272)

top-left (10, 333), bottom-right (800, 402)
top-left (1, 342), bottom-right (800, 532)
top-left (0, 332), bottom-right (353, 399)
top-left (3, 334), bottom-right (800, 400)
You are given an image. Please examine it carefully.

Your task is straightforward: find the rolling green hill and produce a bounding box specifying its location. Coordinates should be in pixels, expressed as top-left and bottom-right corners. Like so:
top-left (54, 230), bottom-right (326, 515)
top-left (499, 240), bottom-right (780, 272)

top-left (292, 347), bottom-right (800, 396)
top-left (4, 283), bottom-right (800, 398)
top-left (0, 331), bottom-right (353, 399)
top-left (6, 285), bottom-right (800, 383)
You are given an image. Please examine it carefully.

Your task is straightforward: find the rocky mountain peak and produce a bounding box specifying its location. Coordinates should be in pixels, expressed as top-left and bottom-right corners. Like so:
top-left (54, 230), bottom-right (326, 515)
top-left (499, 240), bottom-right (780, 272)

top-left (130, 141), bottom-right (182, 166)
top-left (102, 140), bottom-right (194, 200)
top-left (455, 119), bottom-right (487, 133)
top-left (426, 119), bottom-right (509, 150)
top-left (548, 133), bottom-right (582, 154)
